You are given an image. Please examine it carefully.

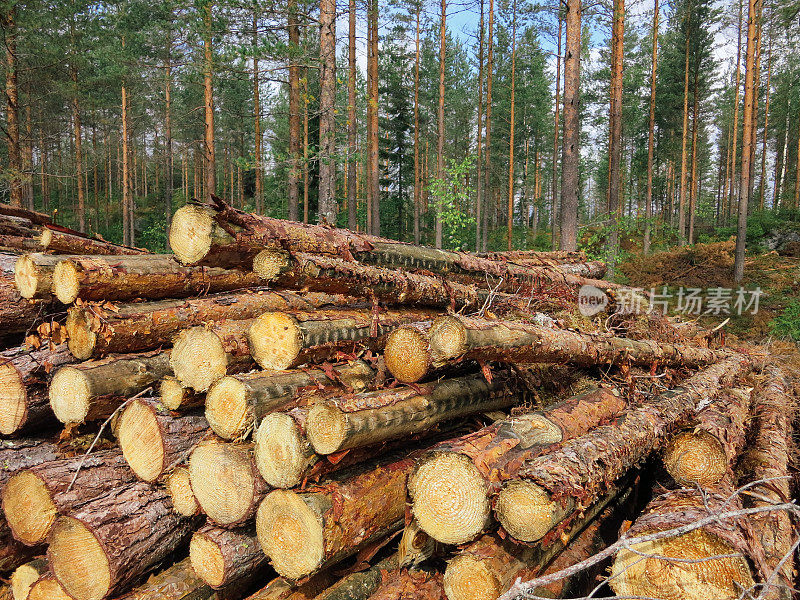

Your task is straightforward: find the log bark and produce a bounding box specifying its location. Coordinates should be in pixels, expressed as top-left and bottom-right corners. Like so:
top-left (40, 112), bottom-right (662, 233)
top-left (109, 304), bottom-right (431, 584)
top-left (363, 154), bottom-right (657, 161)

top-left (118, 398), bottom-right (210, 482)
top-left (0, 528), bottom-right (41, 576)
top-left (0, 436), bottom-right (61, 488)
top-left (166, 465), bottom-right (201, 517)
top-left (388, 314), bottom-right (727, 383)
top-left (365, 569), bottom-right (445, 600)
top-left (13, 253), bottom-right (61, 299)
top-left (248, 308), bottom-right (437, 371)
top-left (38, 227), bottom-right (148, 256)
top-left (314, 555), bottom-right (398, 600)
top-left (2, 449), bottom-right (138, 546)
top-left (49, 351), bottom-right (171, 424)
top-left (51, 254), bottom-right (263, 305)
top-left (188, 438), bottom-right (268, 528)
top-left (0, 234), bottom-right (37, 253)
top-left (206, 360), bottom-right (374, 441)
top-left (190, 523), bottom-right (267, 588)
top-left (0, 253), bottom-right (52, 341)
top-left (65, 289), bottom-right (360, 360)
top-left (102, 557), bottom-right (214, 600)
top-left (0, 203), bottom-right (51, 226)
top-left (493, 356), bottom-right (751, 543)
top-left (408, 386), bottom-right (625, 545)
top-left (243, 571), bottom-right (337, 600)
top-left (49, 482), bottom-right (198, 600)
top-left (160, 376), bottom-right (205, 411)
top-left (26, 576), bottom-right (72, 600)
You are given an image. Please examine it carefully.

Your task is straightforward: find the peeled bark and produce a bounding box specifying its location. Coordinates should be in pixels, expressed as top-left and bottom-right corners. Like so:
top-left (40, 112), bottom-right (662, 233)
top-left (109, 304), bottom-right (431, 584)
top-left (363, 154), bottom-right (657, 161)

top-left (13, 253), bottom-right (60, 299)
top-left (49, 482), bottom-right (197, 600)
top-left (65, 289), bottom-right (359, 360)
top-left (51, 254), bottom-right (262, 305)
top-left (493, 356), bottom-right (750, 543)
top-left (190, 524), bottom-right (266, 588)
top-left (387, 314), bottom-right (727, 383)
top-left (188, 438), bottom-right (268, 528)
top-left (49, 351), bottom-right (171, 424)
top-left (408, 386), bottom-right (625, 545)
top-left (0, 253), bottom-right (52, 341)
top-left (206, 360), bottom-right (374, 441)
top-left (38, 227), bottom-right (147, 256)
top-left (166, 465), bottom-right (201, 517)
top-left (118, 398), bottom-right (209, 482)
top-left (2, 449), bottom-right (137, 546)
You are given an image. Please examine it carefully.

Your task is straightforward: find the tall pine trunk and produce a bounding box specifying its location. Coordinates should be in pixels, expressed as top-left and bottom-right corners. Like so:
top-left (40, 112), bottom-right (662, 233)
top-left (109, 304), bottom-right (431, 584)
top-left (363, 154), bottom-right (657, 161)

top-left (728, 0), bottom-right (743, 221)
top-left (253, 10), bottom-right (263, 215)
top-left (347, 0), bottom-right (358, 230)
top-left (165, 21), bottom-right (174, 224)
top-left (2, 4), bottom-right (21, 208)
top-left (483, 0), bottom-right (494, 252)
top-left (643, 0), bottom-right (658, 254)
top-left (677, 29), bottom-right (690, 245)
top-left (435, 0), bottom-right (446, 249)
top-left (550, 12), bottom-right (562, 250)
top-left (474, 0), bottom-right (484, 251)
top-left (688, 69), bottom-right (700, 244)
top-left (759, 35), bottom-right (772, 209)
top-left (367, 0), bottom-right (379, 235)
top-left (288, 0), bottom-right (300, 221)
top-left (121, 36), bottom-right (132, 245)
top-left (203, 1), bottom-right (216, 197)
top-left (559, 0), bottom-right (580, 251)
top-left (318, 0), bottom-right (337, 223)
top-left (506, 0), bottom-right (516, 251)
top-left (606, 0), bottom-right (624, 269)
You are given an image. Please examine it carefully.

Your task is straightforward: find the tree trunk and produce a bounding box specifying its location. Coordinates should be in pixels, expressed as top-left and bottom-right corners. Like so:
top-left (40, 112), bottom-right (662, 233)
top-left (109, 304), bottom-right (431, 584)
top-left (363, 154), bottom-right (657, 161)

top-left (559, 0), bottom-right (580, 251)
top-left (287, 0), bottom-right (300, 222)
top-left (118, 398), bottom-right (209, 482)
top-left (317, 0), bottom-right (337, 224)
top-left (551, 12), bottom-right (562, 250)
top-left (166, 466), bottom-right (201, 517)
top-left (13, 252), bottom-right (61, 299)
top-left (203, 1), bottom-right (216, 198)
top-left (165, 23), bottom-right (174, 224)
top-left (493, 356), bottom-right (750, 542)
top-left (48, 351), bottom-right (172, 424)
top-left (2, 6), bottom-right (22, 208)
top-left (315, 556), bottom-right (398, 600)
top-left (506, 0), bottom-right (517, 251)
top-left (474, 0), bottom-right (485, 251)
top-left (677, 31), bottom-right (690, 245)
top-left (51, 254), bottom-right (262, 305)
top-left (2, 449), bottom-right (137, 546)
top-left (71, 65), bottom-right (85, 232)
top-left (413, 1), bottom-right (422, 243)
top-left (409, 386), bottom-right (624, 545)
top-left (606, 0), bottom-right (624, 266)
top-left (759, 36), bottom-right (772, 209)
top-left (188, 438), bottom-right (268, 528)
top-left (688, 70), bottom-right (700, 244)
top-left (366, 0), bottom-right (379, 235)
top-left (49, 482), bottom-right (198, 600)
top-left (728, 0), bottom-right (743, 221)
top-left (26, 576), bottom-right (74, 600)
top-left (243, 572), bottom-right (337, 600)
top-left (435, 0), bottom-right (446, 248)
top-left (0, 253), bottom-right (53, 345)
top-left (38, 228), bottom-right (147, 255)
top-left (366, 570), bottom-right (445, 600)
top-left (122, 74), bottom-right (132, 245)
top-left (190, 524), bottom-right (266, 589)
top-left (111, 557), bottom-right (222, 600)
top-left (0, 203), bottom-right (50, 225)
top-left (252, 15), bottom-right (262, 215)
top-left (347, 0), bottom-right (358, 230)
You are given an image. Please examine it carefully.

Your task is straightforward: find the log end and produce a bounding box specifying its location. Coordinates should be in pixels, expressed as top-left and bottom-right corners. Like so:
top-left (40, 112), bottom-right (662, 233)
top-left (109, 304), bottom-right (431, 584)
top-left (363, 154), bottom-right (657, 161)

top-left (166, 466), bottom-right (201, 517)
top-left (494, 481), bottom-right (567, 543)
top-left (118, 399), bottom-right (166, 482)
top-left (170, 327), bottom-right (228, 393)
top-left (189, 530), bottom-right (226, 588)
top-left (248, 313), bottom-right (302, 371)
top-left (429, 315), bottom-right (468, 363)
top-left (49, 366), bottom-right (91, 424)
top-left (305, 402), bottom-right (346, 455)
top-left (443, 554), bottom-right (501, 600)
top-left (206, 376), bottom-right (249, 440)
top-left (52, 260), bottom-right (80, 305)
top-left (253, 249), bottom-right (291, 281)
top-left (189, 439), bottom-right (259, 527)
top-left (160, 376), bottom-right (194, 411)
top-left (664, 431), bottom-right (728, 488)
top-left (384, 326), bottom-right (432, 384)
top-left (3, 471), bottom-right (57, 546)
top-left (409, 452), bottom-right (490, 545)
top-left (169, 205), bottom-right (215, 265)
top-left (65, 307), bottom-right (96, 360)
top-left (256, 489), bottom-right (323, 580)
top-left (0, 362), bottom-right (27, 435)
top-left (254, 412), bottom-right (316, 489)
top-left (50, 516), bottom-right (112, 600)
top-left (27, 577), bottom-right (73, 600)
top-left (14, 254), bottom-right (44, 299)
top-left (610, 528), bottom-right (755, 600)
top-left (11, 560), bottom-right (46, 600)
top-left (38, 228), bottom-right (52, 249)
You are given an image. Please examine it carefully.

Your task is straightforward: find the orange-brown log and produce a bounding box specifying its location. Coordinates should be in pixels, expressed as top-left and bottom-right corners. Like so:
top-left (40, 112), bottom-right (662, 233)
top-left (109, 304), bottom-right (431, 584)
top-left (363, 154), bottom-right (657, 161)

top-left (0, 203), bottom-right (51, 226)
top-left (243, 571), bottom-right (337, 600)
top-left (10, 557), bottom-right (46, 600)
top-left (160, 376), bottom-right (205, 411)
top-left (14, 253), bottom-right (60, 299)
top-left (166, 465), bottom-right (201, 517)
top-left (313, 556), bottom-right (399, 600)
top-left (26, 576), bottom-right (73, 600)
top-left (190, 523), bottom-right (267, 589)
top-left (0, 253), bottom-right (54, 342)
top-left (38, 227), bottom-right (148, 255)
top-left (364, 569), bottom-right (445, 600)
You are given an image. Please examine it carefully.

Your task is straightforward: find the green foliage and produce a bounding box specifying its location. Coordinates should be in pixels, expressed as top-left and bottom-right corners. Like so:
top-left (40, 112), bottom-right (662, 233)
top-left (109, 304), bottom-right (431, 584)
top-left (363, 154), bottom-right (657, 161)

top-left (427, 156), bottom-right (476, 250)
top-left (770, 301), bottom-right (800, 341)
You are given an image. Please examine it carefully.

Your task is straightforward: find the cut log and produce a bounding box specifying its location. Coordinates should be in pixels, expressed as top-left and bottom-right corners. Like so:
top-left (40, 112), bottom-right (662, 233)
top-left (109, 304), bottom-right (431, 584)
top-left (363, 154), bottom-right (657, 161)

top-left (166, 465), bottom-right (201, 517)
top-left (0, 235), bottom-right (38, 253)
top-left (190, 524), bottom-right (267, 589)
top-left (0, 436), bottom-right (61, 487)
top-left (248, 308), bottom-right (437, 371)
top-left (188, 438), bottom-right (268, 528)
top-left (38, 227), bottom-right (148, 255)
top-left (48, 482), bottom-right (197, 600)
top-left (663, 387), bottom-right (750, 488)
top-left (388, 314), bottom-right (728, 384)
top-left (398, 519), bottom-right (439, 567)
top-left (0, 203), bottom-right (51, 226)
top-left (161, 376), bottom-right (205, 411)
top-left (364, 569), bottom-right (445, 600)
top-left (253, 409), bottom-right (316, 489)
top-left (492, 356), bottom-right (751, 542)
top-left (14, 253), bottom-right (61, 299)
top-left (736, 366), bottom-right (794, 600)
top-left (112, 557), bottom-right (216, 600)
top-left (0, 529), bottom-right (41, 576)
top-left (10, 558), bottom-right (46, 600)
top-left (51, 254), bottom-right (263, 305)
top-left (206, 360), bottom-right (374, 440)
top-left (243, 571), bottom-right (337, 600)
top-left (2, 449), bottom-right (138, 546)
top-left (610, 488), bottom-right (755, 600)
top-left (118, 398), bottom-right (210, 482)
top-left (49, 351), bottom-right (171, 424)
top-left (314, 556), bottom-right (399, 600)
top-left (26, 576), bottom-right (72, 600)
top-left (256, 453), bottom-right (417, 580)
top-left (408, 386), bottom-right (625, 545)
top-left (0, 253), bottom-right (53, 341)
top-left (305, 372), bottom-right (531, 456)
top-left (65, 290), bottom-right (360, 360)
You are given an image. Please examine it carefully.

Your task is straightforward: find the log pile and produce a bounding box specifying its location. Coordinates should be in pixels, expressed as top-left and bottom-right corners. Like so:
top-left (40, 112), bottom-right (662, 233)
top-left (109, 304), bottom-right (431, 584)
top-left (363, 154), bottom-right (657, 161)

top-left (0, 199), bottom-right (795, 600)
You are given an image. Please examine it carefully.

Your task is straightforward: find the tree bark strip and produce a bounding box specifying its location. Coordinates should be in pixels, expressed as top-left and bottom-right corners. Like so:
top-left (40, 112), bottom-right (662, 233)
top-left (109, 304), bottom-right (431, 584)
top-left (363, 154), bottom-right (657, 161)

top-left (191, 523), bottom-right (267, 589)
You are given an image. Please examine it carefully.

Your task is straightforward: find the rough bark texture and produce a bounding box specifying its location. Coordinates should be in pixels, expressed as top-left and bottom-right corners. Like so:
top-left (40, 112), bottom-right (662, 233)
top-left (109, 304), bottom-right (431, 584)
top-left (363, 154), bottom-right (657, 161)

top-left (191, 523), bottom-right (266, 588)
top-left (38, 228), bottom-right (148, 255)
top-left (112, 557), bottom-right (218, 600)
top-left (13, 253), bottom-right (61, 299)
top-left (65, 290), bottom-right (360, 360)
top-left (365, 569), bottom-right (445, 600)
top-left (49, 482), bottom-right (198, 600)
top-left (243, 571), bottom-right (337, 600)
top-left (0, 204), bottom-right (50, 226)
top-left (315, 556), bottom-right (398, 600)
top-left (0, 437), bottom-right (61, 488)
top-left (0, 253), bottom-right (52, 341)
top-left (559, 0), bottom-right (580, 250)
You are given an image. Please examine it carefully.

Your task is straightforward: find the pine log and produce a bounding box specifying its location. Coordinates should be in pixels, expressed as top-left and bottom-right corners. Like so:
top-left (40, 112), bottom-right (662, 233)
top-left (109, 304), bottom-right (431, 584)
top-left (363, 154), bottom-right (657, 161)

top-left (313, 556), bottom-right (399, 600)
top-left (610, 488), bottom-right (756, 600)
top-left (2, 449), bottom-right (138, 546)
top-left (160, 376), bottom-right (205, 411)
top-left (166, 465), bottom-right (201, 517)
top-left (65, 290), bottom-right (361, 360)
top-left (243, 572), bottom-right (337, 600)
top-left (408, 386), bottom-right (625, 545)
top-left (38, 227), bottom-right (148, 255)
top-left (0, 586), bottom-right (11, 600)
top-left (0, 528), bottom-right (41, 576)
top-left (14, 253), bottom-right (61, 299)
top-left (387, 314), bottom-right (728, 384)
top-left (190, 524), bottom-right (267, 589)
top-left (256, 452), bottom-right (413, 580)
top-left (248, 308), bottom-right (437, 371)
top-left (206, 360), bottom-right (374, 441)
top-left (398, 519), bottom-right (439, 567)
top-left (112, 557), bottom-right (216, 600)
top-left (305, 372), bottom-right (531, 456)
top-left (26, 576), bottom-right (72, 600)
top-left (118, 398), bottom-right (210, 482)
top-left (493, 356), bottom-right (751, 543)
top-left (0, 342), bottom-right (75, 435)
top-left (49, 482), bottom-right (198, 600)
top-left (49, 351), bottom-right (171, 424)
top-left (0, 235), bottom-right (38, 253)
top-left (10, 558), bottom-right (46, 600)
top-left (51, 254), bottom-right (263, 305)
top-left (0, 436), bottom-right (61, 487)
top-left (0, 253), bottom-right (52, 341)
top-left (480, 249), bottom-right (587, 263)
top-left (663, 387), bottom-right (750, 488)
top-left (0, 203), bottom-right (51, 226)
top-left (736, 366), bottom-right (794, 600)
top-left (364, 569), bottom-right (445, 600)
top-left (0, 215), bottom-right (39, 237)
top-left (188, 438), bottom-right (268, 528)
top-left (253, 407), bottom-right (325, 488)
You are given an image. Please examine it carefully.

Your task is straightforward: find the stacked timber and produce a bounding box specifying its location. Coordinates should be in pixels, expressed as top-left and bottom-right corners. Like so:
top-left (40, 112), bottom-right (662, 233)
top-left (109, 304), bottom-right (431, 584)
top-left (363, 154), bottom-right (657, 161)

top-left (0, 200), bottom-right (794, 600)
